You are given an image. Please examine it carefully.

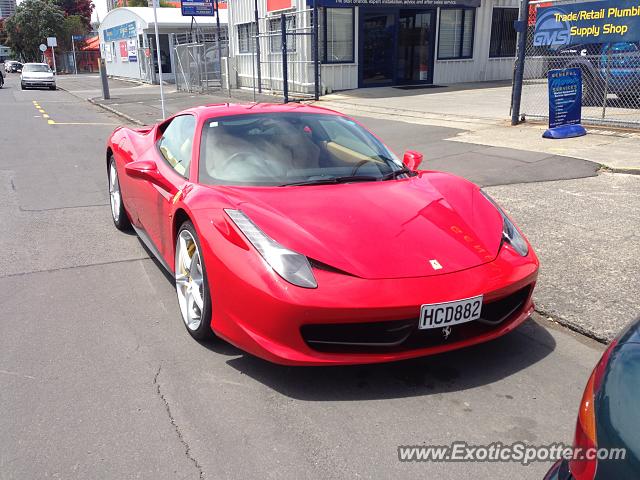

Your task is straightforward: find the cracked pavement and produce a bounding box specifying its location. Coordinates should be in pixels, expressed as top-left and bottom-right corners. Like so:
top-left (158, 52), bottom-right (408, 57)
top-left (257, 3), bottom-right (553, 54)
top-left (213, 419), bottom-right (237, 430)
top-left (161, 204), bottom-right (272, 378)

top-left (0, 74), bottom-right (632, 479)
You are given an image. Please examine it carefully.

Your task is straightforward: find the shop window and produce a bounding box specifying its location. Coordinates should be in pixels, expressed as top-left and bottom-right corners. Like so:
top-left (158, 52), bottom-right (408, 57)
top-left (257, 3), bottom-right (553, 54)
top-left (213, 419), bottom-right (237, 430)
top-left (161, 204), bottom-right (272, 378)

top-left (237, 23), bottom-right (256, 54)
top-left (489, 8), bottom-right (518, 58)
top-left (269, 16), bottom-right (296, 53)
top-left (437, 8), bottom-right (475, 60)
top-left (319, 7), bottom-right (354, 63)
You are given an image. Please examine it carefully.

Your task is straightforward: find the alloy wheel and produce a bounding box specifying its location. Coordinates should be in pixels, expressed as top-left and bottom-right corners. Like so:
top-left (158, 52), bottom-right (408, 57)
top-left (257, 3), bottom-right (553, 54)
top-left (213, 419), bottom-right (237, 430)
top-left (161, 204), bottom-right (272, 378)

top-left (175, 230), bottom-right (205, 331)
top-left (109, 162), bottom-right (121, 223)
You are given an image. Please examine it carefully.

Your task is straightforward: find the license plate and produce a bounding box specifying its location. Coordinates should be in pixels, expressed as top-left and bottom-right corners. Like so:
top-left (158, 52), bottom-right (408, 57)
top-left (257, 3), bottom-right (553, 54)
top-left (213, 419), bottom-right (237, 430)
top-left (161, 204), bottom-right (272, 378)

top-left (419, 295), bottom-right (483, 330)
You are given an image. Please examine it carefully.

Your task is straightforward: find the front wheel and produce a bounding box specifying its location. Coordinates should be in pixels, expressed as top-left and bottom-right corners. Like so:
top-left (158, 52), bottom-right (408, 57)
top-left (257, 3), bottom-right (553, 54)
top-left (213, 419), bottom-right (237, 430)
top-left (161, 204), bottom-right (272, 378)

top-left (108, 156), bottom-right (131, 231)
top-left (175, 222), bottom-right (215, 341)
top-left (49, 85), bottom-right (56, 91)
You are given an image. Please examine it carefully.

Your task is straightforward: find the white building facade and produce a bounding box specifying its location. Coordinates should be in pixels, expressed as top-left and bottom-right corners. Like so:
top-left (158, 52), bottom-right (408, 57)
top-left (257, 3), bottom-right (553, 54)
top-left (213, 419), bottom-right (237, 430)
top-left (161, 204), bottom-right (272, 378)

top-left (98, 7), bottom-right (228, 83)
top-left (228, 0), bottom-right (520, 93)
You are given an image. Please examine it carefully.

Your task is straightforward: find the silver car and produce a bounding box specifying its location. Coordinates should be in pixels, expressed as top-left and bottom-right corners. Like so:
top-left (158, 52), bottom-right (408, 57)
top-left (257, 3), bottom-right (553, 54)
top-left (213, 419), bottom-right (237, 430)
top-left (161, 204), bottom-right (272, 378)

top-left (21, 63), bottom-right (56, 90)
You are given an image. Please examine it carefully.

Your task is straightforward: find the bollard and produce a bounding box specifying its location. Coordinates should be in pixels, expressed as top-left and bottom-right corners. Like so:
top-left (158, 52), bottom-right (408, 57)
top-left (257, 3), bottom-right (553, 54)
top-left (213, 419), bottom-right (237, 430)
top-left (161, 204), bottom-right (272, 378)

top-left (99, 58), bottom-right (110, 100)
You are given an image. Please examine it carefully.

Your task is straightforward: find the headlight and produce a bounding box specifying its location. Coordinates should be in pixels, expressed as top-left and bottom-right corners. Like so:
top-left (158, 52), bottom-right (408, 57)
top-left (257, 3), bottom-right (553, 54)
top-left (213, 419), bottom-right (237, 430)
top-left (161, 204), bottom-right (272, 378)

top-left (225, 209), bottom-right (317, 288)
top-left (480, 190), bottom-right (529, 257)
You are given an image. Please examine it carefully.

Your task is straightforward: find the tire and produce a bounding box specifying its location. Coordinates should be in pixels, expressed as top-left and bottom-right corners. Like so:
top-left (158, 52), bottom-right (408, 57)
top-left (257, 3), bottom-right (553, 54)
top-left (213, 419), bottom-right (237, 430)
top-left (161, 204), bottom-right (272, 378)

top-left (108, 156), bottom-right (132, 231)
top-left (20, 83), bottom-right (25, 90)
top-left (49, 85), bottom-right (56, 91)
top-left (175, 221), bottom-right (215, 341)
top-left (617, 93), bottom-right (640, 108)
top-left (581, 71), bottom-right (599, 107)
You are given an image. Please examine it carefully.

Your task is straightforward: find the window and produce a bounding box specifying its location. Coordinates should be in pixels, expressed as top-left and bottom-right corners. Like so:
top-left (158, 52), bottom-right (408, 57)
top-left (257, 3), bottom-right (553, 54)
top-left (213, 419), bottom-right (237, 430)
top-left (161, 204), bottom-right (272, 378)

top-left (438, 8), bottom-right (475, 60)
top-left (490, 8), bottom-right (518, 58)
top-left (269, 16), bottom-right (296, 53)
top-left (237, 22), bottom-right (256, 54)
top-left (319, 8), bottom-right (354, 63)
top-left (157, 115), bottom-right (197, 177)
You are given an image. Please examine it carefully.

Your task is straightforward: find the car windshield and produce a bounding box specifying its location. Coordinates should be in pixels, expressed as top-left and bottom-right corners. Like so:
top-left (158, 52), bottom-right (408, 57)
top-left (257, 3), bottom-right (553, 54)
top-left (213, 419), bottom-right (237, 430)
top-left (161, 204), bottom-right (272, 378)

top-left (23, 64), bottom-right (50, 73)
top-left (199, 112), bottom-right (405, 186)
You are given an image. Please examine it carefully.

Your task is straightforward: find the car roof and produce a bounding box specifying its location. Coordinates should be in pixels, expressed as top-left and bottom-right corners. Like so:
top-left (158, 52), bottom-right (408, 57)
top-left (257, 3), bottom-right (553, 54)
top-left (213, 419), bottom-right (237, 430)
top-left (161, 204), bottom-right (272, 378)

top-left (24, 62), bottom-right (48, 66)
top-left (181, 102), bottom-right (345, 120)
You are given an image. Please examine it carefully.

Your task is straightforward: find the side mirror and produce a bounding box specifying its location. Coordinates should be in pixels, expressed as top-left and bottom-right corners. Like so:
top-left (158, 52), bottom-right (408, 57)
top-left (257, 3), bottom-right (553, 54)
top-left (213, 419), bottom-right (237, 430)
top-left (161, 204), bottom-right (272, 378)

top-left (402, 150), bottom-right (424, 171)
top-left (125, 160), bottom-right (177, 194)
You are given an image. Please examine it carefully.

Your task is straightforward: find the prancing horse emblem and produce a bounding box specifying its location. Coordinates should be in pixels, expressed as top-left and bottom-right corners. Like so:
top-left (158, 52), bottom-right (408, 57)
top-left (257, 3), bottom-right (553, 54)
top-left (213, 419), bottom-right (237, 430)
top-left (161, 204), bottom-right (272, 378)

top-left (442, 326), bottom-right (452, 340)
top-left (429, 259), bottom-right (443, 270)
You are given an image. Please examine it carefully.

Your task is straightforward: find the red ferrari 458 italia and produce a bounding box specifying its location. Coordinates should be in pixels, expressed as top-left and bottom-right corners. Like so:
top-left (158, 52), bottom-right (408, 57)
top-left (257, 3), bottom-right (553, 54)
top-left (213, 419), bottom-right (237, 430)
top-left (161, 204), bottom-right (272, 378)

top-left (106, 103), bottom-right (538, 365)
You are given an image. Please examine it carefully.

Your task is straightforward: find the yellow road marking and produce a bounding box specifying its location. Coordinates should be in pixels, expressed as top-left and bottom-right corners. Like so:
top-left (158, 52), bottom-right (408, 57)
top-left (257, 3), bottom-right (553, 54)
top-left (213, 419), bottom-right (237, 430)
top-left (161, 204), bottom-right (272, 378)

top-left (47, 120), bottom-right (55, 125)
top-left (38, 109), bottom-right (45, 113)
top-left (42, 114), bottom-right (49, 119)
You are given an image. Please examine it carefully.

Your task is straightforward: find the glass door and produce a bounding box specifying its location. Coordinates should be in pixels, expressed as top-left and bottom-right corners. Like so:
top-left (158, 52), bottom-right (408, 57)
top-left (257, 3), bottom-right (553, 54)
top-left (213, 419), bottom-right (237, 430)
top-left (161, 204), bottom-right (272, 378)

top-left (397, 10), bottom-right (435, 84)
top-left (361, 12), bottom-right (396, 86)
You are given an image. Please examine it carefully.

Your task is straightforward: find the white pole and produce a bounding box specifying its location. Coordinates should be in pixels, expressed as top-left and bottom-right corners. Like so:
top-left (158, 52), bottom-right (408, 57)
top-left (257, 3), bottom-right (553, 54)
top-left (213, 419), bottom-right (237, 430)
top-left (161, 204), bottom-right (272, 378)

top-left (72, 36), bottom-right (78, 75)
top-left (152, 0), bottom-right (166, 119)
top-left (51, 45), bottom-right (57, 74)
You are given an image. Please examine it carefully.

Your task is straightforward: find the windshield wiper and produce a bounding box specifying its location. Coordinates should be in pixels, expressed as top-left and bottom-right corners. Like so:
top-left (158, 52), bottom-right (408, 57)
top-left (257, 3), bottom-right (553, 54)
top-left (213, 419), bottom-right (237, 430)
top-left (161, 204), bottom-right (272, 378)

top-left (378, 167), bottom-right (414, 181)
top-left (280, 175), bottom-right (379, 186)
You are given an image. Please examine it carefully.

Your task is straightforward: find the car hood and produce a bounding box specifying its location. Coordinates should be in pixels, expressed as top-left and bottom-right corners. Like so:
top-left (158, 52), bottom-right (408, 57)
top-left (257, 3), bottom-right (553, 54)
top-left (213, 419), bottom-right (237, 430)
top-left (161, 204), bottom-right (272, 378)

top-left (221, 173), bottom-right (504, 279)
top-left (22, 72), bottom-right (53, 79)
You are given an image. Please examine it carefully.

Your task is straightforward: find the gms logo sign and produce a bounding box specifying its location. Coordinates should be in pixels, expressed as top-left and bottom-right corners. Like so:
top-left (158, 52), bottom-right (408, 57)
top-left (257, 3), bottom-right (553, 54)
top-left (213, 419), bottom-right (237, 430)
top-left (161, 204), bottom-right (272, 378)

top-left (534, 8), bottom-right (572, 47)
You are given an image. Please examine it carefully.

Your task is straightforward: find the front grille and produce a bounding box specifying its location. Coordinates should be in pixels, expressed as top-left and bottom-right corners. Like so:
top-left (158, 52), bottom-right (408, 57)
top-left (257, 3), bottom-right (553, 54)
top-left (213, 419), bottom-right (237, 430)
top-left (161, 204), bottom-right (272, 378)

top-left (300, 286), bottom-right (532, 354)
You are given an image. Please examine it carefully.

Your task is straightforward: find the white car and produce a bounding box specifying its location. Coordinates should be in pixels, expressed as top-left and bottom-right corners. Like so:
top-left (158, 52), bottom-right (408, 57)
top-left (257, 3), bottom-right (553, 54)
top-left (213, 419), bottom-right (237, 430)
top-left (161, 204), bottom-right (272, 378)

top-left (21, 63), bottom-right (56, 90)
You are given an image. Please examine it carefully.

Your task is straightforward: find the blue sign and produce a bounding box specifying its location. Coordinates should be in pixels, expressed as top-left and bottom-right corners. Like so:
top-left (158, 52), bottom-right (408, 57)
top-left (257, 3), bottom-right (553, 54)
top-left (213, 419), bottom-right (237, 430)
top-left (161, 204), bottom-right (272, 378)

top-left (534, 1), bottom-right (640, 47)
top-left (72, 35), bottom-right (84, 41)
top-left (181, 0), bottom-right (215, 17)
top-left (103, 21), bottom-right (137, 42)
top-left (313, 0), bottom-right (479, 5)
top-left (548, 68), bottom-right (582, 129)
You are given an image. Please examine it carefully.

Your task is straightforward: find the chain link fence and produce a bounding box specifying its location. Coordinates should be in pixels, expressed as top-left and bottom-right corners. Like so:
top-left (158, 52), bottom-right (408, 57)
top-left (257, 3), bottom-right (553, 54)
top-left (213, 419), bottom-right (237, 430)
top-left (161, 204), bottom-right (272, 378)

top-left (53, 50), bottom-right (101, 74)
top-left (521, 0), bottom-right (640, 128)
top-left (173, 28), bottom-right (228, 94)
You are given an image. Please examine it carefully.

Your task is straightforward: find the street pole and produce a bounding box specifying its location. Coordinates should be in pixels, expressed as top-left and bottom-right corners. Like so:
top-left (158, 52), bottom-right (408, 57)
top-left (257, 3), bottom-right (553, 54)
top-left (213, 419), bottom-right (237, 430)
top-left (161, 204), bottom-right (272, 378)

top-left (72, 36), bottom-right (78, 75)
top-left (254, 0), bottom-right (262, 93)
top-left (152, 0), bottom-right (166, 119)
top-left (312, 0), bottom-right (320, 101)
top-left (215, 0), bottom-right (223, 86)
top-left (51, 45), bottom-right (57, 74)
top-left (511, 0), bottom-right (529, 126)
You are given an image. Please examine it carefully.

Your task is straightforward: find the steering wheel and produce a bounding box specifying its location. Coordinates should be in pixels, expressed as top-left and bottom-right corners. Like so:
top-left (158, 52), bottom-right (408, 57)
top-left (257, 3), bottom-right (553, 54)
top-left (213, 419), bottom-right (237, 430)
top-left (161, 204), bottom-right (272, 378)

top-left (350, 159), bottom-right (376, 176)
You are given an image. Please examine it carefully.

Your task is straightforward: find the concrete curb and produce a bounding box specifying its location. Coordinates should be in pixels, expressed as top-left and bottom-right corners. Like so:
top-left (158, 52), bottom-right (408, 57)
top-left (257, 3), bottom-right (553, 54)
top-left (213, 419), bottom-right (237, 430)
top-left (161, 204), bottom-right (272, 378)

top-left (87, 98), bottom-right (146, 126)
top-left (57, 84), bottom-right (146, 126)
top-left (535, 307), bottom-right (610, 345)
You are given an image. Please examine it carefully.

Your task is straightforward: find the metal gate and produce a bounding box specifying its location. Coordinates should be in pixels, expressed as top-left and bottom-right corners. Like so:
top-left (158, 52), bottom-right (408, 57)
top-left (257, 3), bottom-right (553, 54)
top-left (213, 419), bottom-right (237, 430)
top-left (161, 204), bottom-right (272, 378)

top-left (173, 28), bottom-right (228, 93)
top-left (519, 0), bottom-right (640, 128)
top-left (235, 7), bottom-right (319, 102)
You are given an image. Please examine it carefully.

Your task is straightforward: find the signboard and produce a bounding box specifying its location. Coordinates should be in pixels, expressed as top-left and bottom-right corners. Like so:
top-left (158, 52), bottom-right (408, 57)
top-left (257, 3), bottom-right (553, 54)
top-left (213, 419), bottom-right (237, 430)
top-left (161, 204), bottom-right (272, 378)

top-left (119, 41), bottom-right (129, 62)
top-left (311, 0), bottom-right (480, 6)
top-left (181, 0), bottom-right (215, 16)
top-left (39, 44), bottom-right (47, 52)
top-left (105, 43), bottom-right (113, 62)
top-left (548, 68), bottom-right (582, 129)
top-left (127, 39), bottom-right (138, 62)
top-left (268, 0), bottom-right (292, 11)
top-left (47, 37), bottom-right (57, 47)
top-left (103, 21), bottom-right (137, 42)
top-left (72, 34), bottom-right (84, 42)
top-left (534, 0), bottom-right (640, 47)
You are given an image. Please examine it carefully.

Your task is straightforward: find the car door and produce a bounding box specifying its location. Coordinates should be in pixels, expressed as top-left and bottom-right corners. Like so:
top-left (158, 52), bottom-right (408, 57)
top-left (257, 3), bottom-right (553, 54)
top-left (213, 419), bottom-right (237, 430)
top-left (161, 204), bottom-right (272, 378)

top-left (135, 114), bottom-right (197, 265)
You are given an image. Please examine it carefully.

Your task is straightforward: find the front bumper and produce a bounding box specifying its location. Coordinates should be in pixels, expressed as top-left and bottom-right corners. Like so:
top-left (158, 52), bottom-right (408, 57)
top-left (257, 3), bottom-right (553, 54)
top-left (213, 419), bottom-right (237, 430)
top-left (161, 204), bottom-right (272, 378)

top-left (22, 79), bottom-right (56, 88)
top-left (205, 233), bottom-right (539, 365)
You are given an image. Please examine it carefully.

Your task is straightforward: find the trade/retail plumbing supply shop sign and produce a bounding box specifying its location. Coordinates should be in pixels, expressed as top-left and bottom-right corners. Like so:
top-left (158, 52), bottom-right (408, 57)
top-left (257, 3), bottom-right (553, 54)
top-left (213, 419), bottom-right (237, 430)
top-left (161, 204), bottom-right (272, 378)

top-left (315, 0), bottom-right (480, 7)
top-left (534, 1), bottom-right (640, 47)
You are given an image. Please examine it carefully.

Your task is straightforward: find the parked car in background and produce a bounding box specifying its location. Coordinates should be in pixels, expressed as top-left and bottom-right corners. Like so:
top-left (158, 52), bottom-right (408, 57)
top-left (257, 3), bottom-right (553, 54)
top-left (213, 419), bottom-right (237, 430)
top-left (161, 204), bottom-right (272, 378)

top-left (20, 63), bottom-right (56, 90)
top-left (544, 316), bottom-right (640, 479)
top-left (553, 42), bottom-right (640, 107)
top-left (5, 61), bottom-right (23, 73)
